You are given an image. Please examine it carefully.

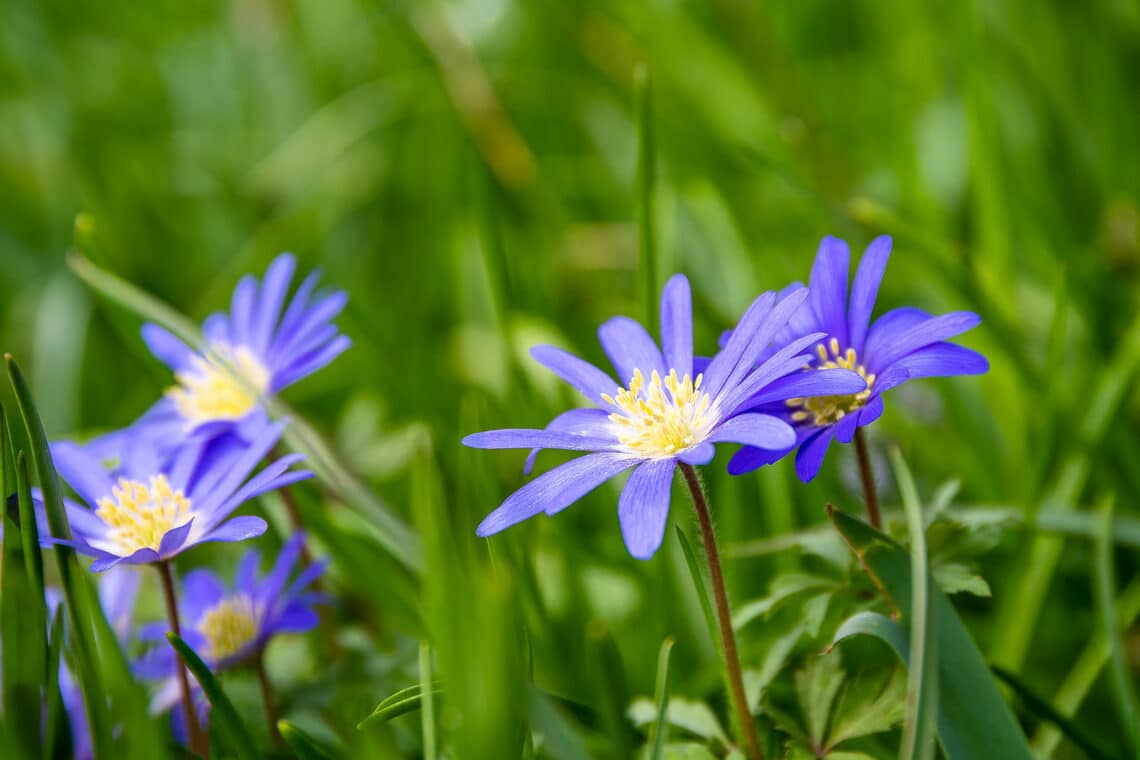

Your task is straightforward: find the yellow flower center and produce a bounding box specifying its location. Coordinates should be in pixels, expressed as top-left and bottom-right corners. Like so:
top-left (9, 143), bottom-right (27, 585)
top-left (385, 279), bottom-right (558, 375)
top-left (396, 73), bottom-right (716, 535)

top-left (602, 368), bottom-right (717, 458)
top-left (167, 343), bottom-right (271, 425)
top-left (786, 338), bottom-right (876, 426)
top-left (94, 475), bottom-right (194, 555)
top-left (198, 595), bottom-right (260, 663)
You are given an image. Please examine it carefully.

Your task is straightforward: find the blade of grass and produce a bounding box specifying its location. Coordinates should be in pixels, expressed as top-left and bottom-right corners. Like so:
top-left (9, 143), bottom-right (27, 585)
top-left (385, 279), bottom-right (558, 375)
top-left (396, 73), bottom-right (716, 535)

top-left (990, 666), bottom-right (1117, 760)
top-left (44, 606), bottom-right (67, 759)
top-left (279, 720), bottom-right (342, 760)
top-left (649, 636), bottom-right (675, 760)
top-left (675, 525), bottom-right (720, 658)
top-left (635, 63), bottom-right (659, 329)
top-left (357, 682), bottom-right (445, 728)
top-left (891, 449), bottom-right (937, 760)
top-left (1092, 495), bottom-right (1140, 754)
top-left (165, 633), bottom-right (258, 760)
top-left (419, 642), bottom-right (437, 760)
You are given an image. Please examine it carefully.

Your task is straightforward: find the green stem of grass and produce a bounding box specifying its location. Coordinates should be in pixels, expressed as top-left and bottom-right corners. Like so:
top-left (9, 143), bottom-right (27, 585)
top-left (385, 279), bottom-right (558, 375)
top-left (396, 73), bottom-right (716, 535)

top-left (255, 654), bottom-right (283, 748)
top-left (854, 429), bottom-right (882, 529)
top-left (157, 561), bottom-right (207, 757)
top-left (678, 464), bottom-right (763, 760)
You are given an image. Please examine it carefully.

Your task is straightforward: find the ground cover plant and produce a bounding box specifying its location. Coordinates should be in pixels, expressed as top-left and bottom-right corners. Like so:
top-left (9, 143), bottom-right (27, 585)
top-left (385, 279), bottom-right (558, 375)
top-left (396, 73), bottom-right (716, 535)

top-left (0, 2), bottom-right (1138, 758)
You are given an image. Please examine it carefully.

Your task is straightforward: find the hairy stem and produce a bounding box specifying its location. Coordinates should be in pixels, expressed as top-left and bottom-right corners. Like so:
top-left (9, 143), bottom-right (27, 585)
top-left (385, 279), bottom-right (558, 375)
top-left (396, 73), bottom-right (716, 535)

top-left (157, 561), bottom-right (207, 757)
top-left (853, 428), bottom-right (882, 529)
top-left (679, 464), bottom-right (763, 760)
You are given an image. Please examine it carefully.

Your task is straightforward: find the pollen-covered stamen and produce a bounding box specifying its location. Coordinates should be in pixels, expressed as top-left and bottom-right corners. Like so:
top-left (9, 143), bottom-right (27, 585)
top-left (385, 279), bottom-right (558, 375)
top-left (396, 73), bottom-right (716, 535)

top-left (602, 368), bottom-right (718, 458)
top-left (167, 343), bottom-right (271, 425)
top-left (786, 339), bottom-right (876, 426)
top-left (198, 595), bottom-right (260, 663)
top-left (95, 475), bottom-right (195, 555)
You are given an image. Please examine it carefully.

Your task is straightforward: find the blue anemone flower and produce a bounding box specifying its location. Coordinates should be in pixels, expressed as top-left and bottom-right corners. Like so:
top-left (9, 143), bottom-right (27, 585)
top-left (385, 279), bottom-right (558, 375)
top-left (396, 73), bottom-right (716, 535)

top-left (728, 235), bottom-right (988, 481)
top-left (463, 274), bottom-right (866, 559)
top-left (135, 533), bottom-right (325, 731)
top-left (128, 253), bottom-right (351, 455)
top-left (47, 421), bottom-right (310, 570)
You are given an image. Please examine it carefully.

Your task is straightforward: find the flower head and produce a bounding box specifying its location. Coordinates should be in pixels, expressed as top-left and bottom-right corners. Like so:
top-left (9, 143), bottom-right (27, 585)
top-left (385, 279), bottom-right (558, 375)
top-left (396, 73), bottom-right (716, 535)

top-left (130, 253), bottom-right (351, 455)
top-left (47, 421), bottom-right (310, 570)
top-left (727, 235), bottom-right (988, 481)
top-left (463, 274), bottom-right (866, 559)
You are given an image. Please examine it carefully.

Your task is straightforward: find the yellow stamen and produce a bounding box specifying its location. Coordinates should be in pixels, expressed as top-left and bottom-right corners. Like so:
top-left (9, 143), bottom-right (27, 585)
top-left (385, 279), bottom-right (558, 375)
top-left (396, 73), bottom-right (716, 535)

top-left (94, 475), bottom-right (194, 555)
top-left (198, 595), bottom-right (260, 663)
top-left (167, 343), bottom-right (270, 425)
top-left (602, 368), bottom-right (717, 458)
top-left (787, 341), bottom-right (876, 426)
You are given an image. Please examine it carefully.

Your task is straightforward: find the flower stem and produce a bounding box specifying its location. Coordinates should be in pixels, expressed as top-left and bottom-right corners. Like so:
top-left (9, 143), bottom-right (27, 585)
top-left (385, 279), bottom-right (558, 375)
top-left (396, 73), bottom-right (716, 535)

top-left (255, 654), bottom-right (282, 747)
top-left (853, 428), bottom-right (882, 529)
top-left (678, 464), bottom-right (763, 760)
top-left (157, 561), bottom-right (208, 757)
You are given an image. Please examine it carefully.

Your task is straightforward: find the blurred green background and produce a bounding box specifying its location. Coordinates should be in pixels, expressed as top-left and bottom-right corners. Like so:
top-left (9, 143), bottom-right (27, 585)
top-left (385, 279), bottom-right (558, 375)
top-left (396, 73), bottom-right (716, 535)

top-left (1, 0), bottom-right (1139, 757)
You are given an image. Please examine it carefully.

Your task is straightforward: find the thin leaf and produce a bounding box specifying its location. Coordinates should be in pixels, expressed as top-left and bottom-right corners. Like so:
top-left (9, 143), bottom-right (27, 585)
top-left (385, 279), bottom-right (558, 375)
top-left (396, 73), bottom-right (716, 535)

top-left (649, 637), bottom-right (676, 760)
top-left (526, 686), bottom-right (592, 760)
top-left (991, 666), bottom-right (1117, 760)
top-left (44, 605), bottom-right (68, 759)
top-left (891, 449), bottom-right (937, 760)
top-left (628, 697), bottom-right (727, 744)
top-left (635, 63), bottom-right (659, 329)
top-left (165, 633), bottom-right (258, 760)
top-left (674, 526), bottom-right (720, 658)
top-left (279, 720), bottom-right (341, 760)
top-left (827, 508), bottom-right (1032, 760)
top-left (357, 682), bottom-right (445, 728)
top-left (1092, 495), bottom-right (1140, 753)
top-left (419, 642), bottom-right (437, 760)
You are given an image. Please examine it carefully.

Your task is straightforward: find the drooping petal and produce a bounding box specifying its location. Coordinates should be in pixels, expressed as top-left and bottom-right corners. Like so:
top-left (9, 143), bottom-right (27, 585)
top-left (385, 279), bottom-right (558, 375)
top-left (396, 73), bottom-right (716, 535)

top-left (659, 274), bottom-right (693, 377)
top-left (618, 459), bottom-right (676, 560)
top-left (597, 316), bottom-right (666, 385)
top-left (727, 443), bottom-right (794, 475)
top-left (858, 395), bottom-right (885, 426)
top-left (869, 311), bottom-right (982, 371)
top-left (678, 443), bottom-right (715, 466)
top-left (141, 324), bottom-right (195, 371)
top-left (710, 414), bottom-right (796, 450)
top-left (462, 429), bottom-right (616, 452)
top-left (833, 413), bottom-right (860, 444)
top-left (847, 236), bottom-right (892, 355)
top-left (530, 345), bottom-right (619, 405)
top-left (809, 236), bottom-right (851, 343)
top-left (794, 428), bottom-right (835, 482)
top-left (890, 343), bottom-right (989, 379)
top-left (158, 520), bottom-right (195, 558)
top-left (475, 453), bottom-right (637, 536)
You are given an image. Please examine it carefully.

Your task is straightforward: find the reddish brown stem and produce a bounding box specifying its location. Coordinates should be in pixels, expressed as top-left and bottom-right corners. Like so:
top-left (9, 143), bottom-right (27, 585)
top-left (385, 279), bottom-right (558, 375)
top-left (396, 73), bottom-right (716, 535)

top-left (157, 561), bottom-right (208, 757)
top-left (255, 654), bottom-right (282, 747)
top-left (853, 428), bottom-right (882, 529)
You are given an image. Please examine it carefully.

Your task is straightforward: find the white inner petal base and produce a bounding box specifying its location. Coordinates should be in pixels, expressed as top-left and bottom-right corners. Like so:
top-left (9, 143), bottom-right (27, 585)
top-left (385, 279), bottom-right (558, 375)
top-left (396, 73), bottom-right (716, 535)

top-left (198, 595), bottom-right (260, 662)
top-left (167, 343), bottom-right (271, 425)
top-left (603, 368), bottom-right (718, 458)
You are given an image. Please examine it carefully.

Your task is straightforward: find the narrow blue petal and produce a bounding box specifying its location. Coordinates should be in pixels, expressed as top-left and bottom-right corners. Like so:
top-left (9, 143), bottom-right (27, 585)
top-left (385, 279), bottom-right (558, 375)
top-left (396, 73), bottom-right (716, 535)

top-left (188, 421), bottom-right (286, 511)
top-left (262, 532), bottom-right (305, 601)
top-left (678, 442), bottom-right (715, 465)
top-left (229, 274), bottom-right (259, 347)
top-left (706, 288), bottom-right (810, 401)
top-left (475, 452), bottom-right (637, 536)
top-left (158, 520), bottom-right (195, 557)
top-left (847, 236), bottom-right (892, 355)
top-left (872, 365), bottom-right (911, 395)
top-left (710, 413), bottom-right (796, 450)
top-left (864, 306), bottom-right (932, 360)
top-left (858, 395), bottom-right (885, 426)
top-left (522, 408), bottom-right (613, 475)
top-left (234, 548), bottom-right (262, 596)
top-left (141, 324), bottom-right (195, 371)
top-left (870, 311), bottom-right (982, 371)
top-left (202, 312), bottom-right (231, 345)
top-left (463, 428), bottom-right (615, 452)
top-left (743, 367), bottom-right (867, 407)
top-left (659, 274), bottom-right (693, 377)
top-left (890, 343), bottom-right (989, 379)
top-left (530, 345), bottom-right (619, 405)
top-left (833, 413), bottom-right (860, 444)
top-left (727, 443), bottom-right (793, 475)
top-left (273, 270), bottom-right (321, 348)
top-left (618, 459), bottom-right (676, 560)
top-left (250, 253), bottom-right (297, 357)
top-left (50, 441), bottom-right (114, 508)
top-left (180, 569), bottom-right (227, 624)
top-left (272, 335), bottom-right (351, 390)
top-left (200, 516), bottom-right (269, 544)
top-left (597, 316), bottom-right (665, 385)
top-left (809, 236), bottom-right (851, 343)
top-left (794, 428), bottom-right (835, 482)
top-left (272, 607), bottom-right (320, 634)
top-left (700, 291), bottom-right (775, 399)
top-left (715, 330), bottom-right (825, 414)
top-left (269, 291), bottom-right (347, 368)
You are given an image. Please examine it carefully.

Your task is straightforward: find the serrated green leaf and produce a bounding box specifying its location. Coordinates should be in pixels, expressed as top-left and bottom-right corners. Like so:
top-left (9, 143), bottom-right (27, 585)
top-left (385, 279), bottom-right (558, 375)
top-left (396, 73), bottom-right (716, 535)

top-left (733, 573), bottom-right (834, 630)
top-left (165, 633), bottom-right (258, 760)
top-left (827, 667), bottom-right (906, 748)
top-left (931, 562), bottom-right (991, 598)
top-left (628, 697), bottom-right (727, 744)
top-left (794, 654), bottom-right (844, 746)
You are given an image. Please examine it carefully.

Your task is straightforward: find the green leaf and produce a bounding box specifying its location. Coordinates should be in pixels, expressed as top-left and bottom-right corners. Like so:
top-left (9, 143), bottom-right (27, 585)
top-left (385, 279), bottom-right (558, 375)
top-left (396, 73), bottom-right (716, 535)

top-left (44, 606), bottom-right (68, 759)
top-left (891, 449), bottom-right (938, 760)
top-left (991, 666), bottom-right (1116, 760)
top-left (628, 697), bottom-right (727, 744)
top-left (674, 527), bottom-right (720, 659)
top-left (419, 642), bottom-right (438, 760)
top-left (827, 667), bottom-right (907, 747)
top-left (165, 633), bottom-right (258, 760)
top-left (659, 743), bottom-right (717, 760)
top-left (279, 720), bottom-right (343, 760)
top-left (357, 682), bottom-right (445, 728)
top-left (527, 686), bottom-right (592, 760)
top-left (733, 573), bottom-right (834, 630)
top-left (930, 562), bottom-right (991, 598)
top-left (1091, 495), bottom-right (1140, 753)
top-left (649, 637), bottom-right (676, 760)
top-left (827, 508), bottom-right (1032, 760)
top-left (794, 654), bottom-right (844, 747)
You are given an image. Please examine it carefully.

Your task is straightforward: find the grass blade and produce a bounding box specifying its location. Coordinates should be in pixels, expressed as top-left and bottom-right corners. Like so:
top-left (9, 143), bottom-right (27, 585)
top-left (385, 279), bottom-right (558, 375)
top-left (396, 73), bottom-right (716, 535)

top-left (675, 525), bottom-right (720, 658)
top-left (358, 682), bottom-right (445, 728)
top-left (44, 605), bottom-right (67, 759)
top-left (165, 633), bottom-right (258, 760)
top-left (419, 642), bottom-right (437, 760)
top-left (990, 666), bottom-right (1117, 760)
top-left (649, 636), bottom-right (675, 760)
top-left (635, 63), bottom-right (659, 329)
top-left (891, 449), bottom-right (937, 760)
top-left (279, 720), bottom-right (342, 760)
top-left (1092, 495), bottom-right (1140, 754)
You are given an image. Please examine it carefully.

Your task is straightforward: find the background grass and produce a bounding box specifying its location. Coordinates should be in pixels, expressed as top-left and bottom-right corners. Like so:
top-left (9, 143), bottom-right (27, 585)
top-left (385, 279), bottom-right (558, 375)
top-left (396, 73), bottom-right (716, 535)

top-left (1, 1), bottom-right (1138, 757)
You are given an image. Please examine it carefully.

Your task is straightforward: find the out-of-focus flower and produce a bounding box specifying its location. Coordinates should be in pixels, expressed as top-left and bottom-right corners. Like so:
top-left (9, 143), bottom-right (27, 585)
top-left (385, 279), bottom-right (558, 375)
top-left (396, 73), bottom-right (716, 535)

top-left (463, 274), bottom-right (866, 559)
top-left (728, 235), bottom-right (988, 481)
top-left (46, 422), bottom-right (309, 570)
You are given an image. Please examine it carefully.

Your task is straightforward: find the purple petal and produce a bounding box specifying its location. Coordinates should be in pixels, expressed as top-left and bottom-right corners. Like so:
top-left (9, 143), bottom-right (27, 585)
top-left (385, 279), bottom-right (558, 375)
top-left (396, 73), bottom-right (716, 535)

top-left (91, 546), bottom-right (161, 571)
top-left (678, 442), bottom-right (715, 465)
top-left (272, 271), bottom-right (321, 354)
top-left (463, 429), bottom-right (615, 452)
top-left (715, 331), bottom-right (826, 414)
top-left (202, 312), bottom-right (231, 345)
top-left (847, 236), bottom-right (892, 355)
top-left (794, 428), bottom-right (835, 482)
top-left (710, 414), bottom-right (796, 450)
top-left (618, 459), bottom-right (676, 559)
top-left (809, 236), bottom-right (851, 343)
top-left (523, 408), bottom-right (613, 475)
top-left (229, 275), bottom-right (259, 347)
top-left (50, 442), bottom-right (114, 509)
top-left (727, 443), bottom-right (794, 475)
top-left (250, 254), bottom-right (296, 356)
top-left (858, 395), bottom-right (885, 426)
top-left (158, 520), bottom-right (195, 558)
top-left (659, 274), bottom-right (693, 377)
top-left (188, 421), bottom-right (286, 511)
top-left (180, 569), bottom-right (227, 624)
top-left (890, 343), bottom-right (989, 379)
top-left (475, 453), bottom-right (637, 536)
top-left (597, 316), bottom-right (665, 385)
top-left (743, 368), bottom-right (867, 407)
top-left (833, 413), bottom-right (860, 444)
top-left (870, 311), bottom-right (982, 371)
top-left (234, 547), bottom-right (262, 593)
top-left (271, 291), bottom-right (347, 363)
top-left (141, 324), bottom-right (195, 371)
top-left (271, 335), bottom-right (351, 390)
top-left (261, 532), bottom-right (304, 601)
top-left (271, 606), bottom-right (320, 634)
top-left (873, 365), bottom-right (911, 395)
top-left (200, 516), bottom-right (268, 544)
top-left (530, 345), bottom-right (620, 405)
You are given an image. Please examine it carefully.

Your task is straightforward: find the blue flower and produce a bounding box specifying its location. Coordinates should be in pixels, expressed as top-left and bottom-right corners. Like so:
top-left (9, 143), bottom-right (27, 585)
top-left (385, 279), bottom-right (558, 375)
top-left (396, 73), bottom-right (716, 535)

top-left (463, 274), bottom-right (866, 559)
top-left (728, 235), bottom-right (988, 481)
top-left (135, 534), bottom-right (325, 727)
top-left (47, 421), bottom-right (310, 570)
top-left (131, 253), bottom-right (351, 456)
